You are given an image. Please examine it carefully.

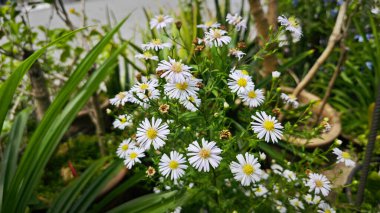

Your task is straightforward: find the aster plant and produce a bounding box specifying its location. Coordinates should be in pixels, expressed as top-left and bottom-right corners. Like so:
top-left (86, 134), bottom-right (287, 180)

top-left (107, 6), bottom-right (351, 212)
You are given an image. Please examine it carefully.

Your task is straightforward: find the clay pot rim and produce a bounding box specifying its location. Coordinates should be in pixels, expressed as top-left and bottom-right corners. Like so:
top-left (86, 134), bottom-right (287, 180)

top-left (281, 87), bottom-right (341, 148)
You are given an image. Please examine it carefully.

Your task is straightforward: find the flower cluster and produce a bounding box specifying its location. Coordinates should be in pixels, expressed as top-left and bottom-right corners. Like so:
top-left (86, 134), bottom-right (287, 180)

top-left (107, 11), bottom-right (344, 212)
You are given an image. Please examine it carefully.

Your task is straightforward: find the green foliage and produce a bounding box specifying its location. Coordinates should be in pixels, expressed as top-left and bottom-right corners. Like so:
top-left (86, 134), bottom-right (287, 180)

top-left (0, 16), bottom-right (129, 212)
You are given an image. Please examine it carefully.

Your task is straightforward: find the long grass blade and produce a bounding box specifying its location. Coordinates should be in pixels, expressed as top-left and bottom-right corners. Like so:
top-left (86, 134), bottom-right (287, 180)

top-left (48, 158), bottom-right (109, 213)
top-left (3, 16), bottom-right (128, 211)
top-left (0, 29), bottom-right (83, 133)
top-left (0, 108), bottom-right (31, 211)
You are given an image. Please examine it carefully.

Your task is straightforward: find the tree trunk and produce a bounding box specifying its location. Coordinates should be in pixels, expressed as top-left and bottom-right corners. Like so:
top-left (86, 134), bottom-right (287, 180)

top-left (249, 0), bottom-right (278, 77)
top-left (24, 51), bottom-right (51, 121)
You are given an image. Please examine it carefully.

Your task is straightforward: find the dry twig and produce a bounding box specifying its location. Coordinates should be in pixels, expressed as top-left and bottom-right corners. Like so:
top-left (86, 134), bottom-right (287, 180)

top-left (292, 1), bottom-right (348, 97)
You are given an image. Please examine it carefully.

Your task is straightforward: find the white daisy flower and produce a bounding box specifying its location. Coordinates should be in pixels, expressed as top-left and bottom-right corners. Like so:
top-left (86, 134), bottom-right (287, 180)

top-left (197, 21), bottom-right (220, 30)
top-left (278, 30), bottom-right (301, 47)
top-left (228, 48), bottom-right (246, 60)
top-left (156, 57), bottom-right (192, 83)
top-left (289, 197), bottom-right (304, 210)
top-left (128, 91), bottom-right (150, 109)
top-left (179, 95), bottom-right (201, 111)
top-left (150, 15), bottom-right (173, 30)
top-left (277, 15), bottom-right (302, 40)
top-left (371, 6), bottom-right (380, 15)
top-left (159, 151), bottom-right (188, 180)
top-left (283, 169), bottom-right (297, 181)
top-left (271, 163), bottom-right (284, 174)
top-left (313, 195), bottom-right (322, 204)
top-left (136, 88), bottom-right (161, 103)
top-left (110, 91), bottom-right (130, 107)
top-left (135, 52), bottom-right (159, 61)
top-left (136, 117), bottom-right (170, 150)
top-left (253, 184), bottom-right (268, 197)
top-left (281, 93), bottom-right (299, 108)
top-left (164, 78), bottom-right (199, 100)
top-left (317, 202), bottom-right (335, 213)
top-left (131, 77), bottom-right (159, 93)
top-left (204, 28), bottom-right (231, 47)
top-left (274, 200), bottom-right (287, 213)
top-left (232, 68), bottom-right (250, 76)
top-left (304, 194), bottom-right (314, 205)
top-left (227, 71), bottom-right (254, 94)
top-left (238, 87), bottom-right (265, 108)
top-left (230, 153), bottom-right (262, 186)
top-left (322, 121), bottom-right (332, 133)
top-left (124, 148), bottom-right (145, 169)
top-left (272, 71), bottom-right (281, 78)
top-left (187, 138), bottom-right (222, 172)
top-left (306, 173), bottom-right (332, 196)
top-left (113, 114), bottom-right (133, 130)
top-left (251, 111), bottom-right (283, 143)
top-left (226, 13), bottom-right (247, 31)
top-left (116, 139), bottom-right (136, 159)
top-left (332, 148), bottom-right (356, 167)
top-left (141, 39), bottom-right (172, 51)
top-left (172, 206), bottom-right (182, 213)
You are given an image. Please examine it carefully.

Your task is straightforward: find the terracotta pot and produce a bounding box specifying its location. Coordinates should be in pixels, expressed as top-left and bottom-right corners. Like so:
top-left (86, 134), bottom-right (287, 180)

top-left (281, 87), bottom-right (341, 148)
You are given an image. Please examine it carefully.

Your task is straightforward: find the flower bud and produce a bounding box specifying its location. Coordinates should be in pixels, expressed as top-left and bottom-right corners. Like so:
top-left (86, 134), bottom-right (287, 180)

top-left (159, 104), bottom-right (170, 114)
top-left (259, 152), bottom-right (266, 160)
top-left (175, 21), bottom-right (182, 30)
top-left (237, 41), bottom-right (246, 49)
top-left (223, 102), bottom-right (230, 109)
top-left (220, 129), bottom-right (232, 140)
top-left (106, 108), bottom-right (112, 115)
top-left (335, 139), bottom-right (342, 145)
top-left (146, 166), bottom-right (156, 177)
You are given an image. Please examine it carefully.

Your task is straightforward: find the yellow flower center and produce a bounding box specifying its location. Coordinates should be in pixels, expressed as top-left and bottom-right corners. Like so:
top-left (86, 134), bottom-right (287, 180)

top-left (146, 128), bottom-right (158, 139)
top-left (288, 94), bottom-right (297, 101)
top-left (152, 39), bottom-right (162, 45)
top-left (171, 62), bottom-right (183, 73)
top-left (263, 120), bottom-right (275, 131)
top-left (213, 29), bottom-right (222, 38)
top-left (199, 148), bottom-right (211, 159)
top-left (130, 152), bottom-right (138, 159)
top-left (248, 90), bottom-right (257, 98)
top-left (169, 160), bottom-right (179, 169)
top-left (156, 15), bottom-right (165, 23)
top-left (325, 210), bottom-right (331, 213)
top-left (117, 92), bottom-right (126, 99)
top-left (175, 82), bottom-right (189, 90)
top-left (342, 152), bottom-right (351, 159)
top-left (237, 78), bottom-right (247, 87)
top-left (121, 144), bottom-right (129, 151)
top-left (242, 164), bottom-right (254, 175)
top-left (188, 96), bottom-right (195, 102)
top-left (241, 70), bottom-right (249, 75)
top-left (205, 21), bottom-right (214, 27)
top-left (143, 52), bottom-right (152, 57)
top-left (140, 83), bottom-right (149, 90)
top-left (315, 180), bottom-right (323, 188)
top-left (256, 188), bottom-right (262, 192)
top-left (120, 117), bottom-right (127, 123)
top-left (288, 17), bottom-right (299, 28)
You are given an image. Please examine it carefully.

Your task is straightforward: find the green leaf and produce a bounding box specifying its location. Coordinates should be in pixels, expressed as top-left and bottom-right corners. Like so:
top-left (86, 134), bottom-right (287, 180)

top-left (90, 171), bottom-right (146, 212)
top-left (107, 190), bottom-right (196, 213)
top-left (69, 161), bottom-right (124, 213)
top-left (3, 16), bottom-right (129, 212)
top-left (280, 50), bottom-right (314, 71)
top-left (0, 28), bottom-right (84, 133)
top-left (48, 158), bottom-right (109, 213)
top-left (0, 108), bottom-right (31, 211)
